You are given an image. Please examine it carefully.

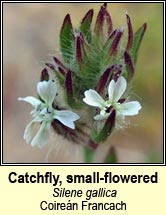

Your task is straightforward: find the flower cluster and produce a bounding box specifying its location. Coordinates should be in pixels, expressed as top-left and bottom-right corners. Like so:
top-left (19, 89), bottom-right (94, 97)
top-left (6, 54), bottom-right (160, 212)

top-left (18, 3), bottom-right (146, 150)
top-left (19, 76), bottom-right (141, 148)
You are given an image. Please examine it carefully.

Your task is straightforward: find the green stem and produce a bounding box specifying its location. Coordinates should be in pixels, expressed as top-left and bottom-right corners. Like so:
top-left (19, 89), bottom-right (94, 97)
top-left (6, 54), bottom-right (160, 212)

top-left (83, 146), bottom-right (95, 163)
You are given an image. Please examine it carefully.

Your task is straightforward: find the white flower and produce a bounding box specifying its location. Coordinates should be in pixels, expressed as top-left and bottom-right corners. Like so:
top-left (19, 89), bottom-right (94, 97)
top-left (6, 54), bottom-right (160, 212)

top-left (18, 80), bottom-right (80, 148)
top-left (83, 76), bottom-right (141, 121)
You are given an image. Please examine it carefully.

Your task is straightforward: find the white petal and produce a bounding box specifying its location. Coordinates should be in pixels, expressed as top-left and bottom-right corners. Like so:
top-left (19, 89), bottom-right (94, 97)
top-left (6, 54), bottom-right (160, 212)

top-left (108, 76), bottom-right (127, 103)
top-left (94, 114), bottom-right (108, 121)
top-left (18, 96), bottom-right (41, 107)
top-left (118, 101), bottom-right (142, 116)
top-left (108, 79), bottom-right (116, 102)
top-left (54, 110), bottom-right (80, 129)
top-left (83, 89), bottom-right (105, 108)
top-left (23, 121), bottom-right (35, 143)
top-left (31, 122), bottom-right (50, 148)
top-left (37, 80), bottom-right (57, 105)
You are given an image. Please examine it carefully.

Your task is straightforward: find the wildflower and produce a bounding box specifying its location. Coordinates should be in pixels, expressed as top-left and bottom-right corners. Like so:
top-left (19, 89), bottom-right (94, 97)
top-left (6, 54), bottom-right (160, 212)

top-left (18, 80), bottom-right (80, 148)
top-left (83, 76), bottom-right (141, 121)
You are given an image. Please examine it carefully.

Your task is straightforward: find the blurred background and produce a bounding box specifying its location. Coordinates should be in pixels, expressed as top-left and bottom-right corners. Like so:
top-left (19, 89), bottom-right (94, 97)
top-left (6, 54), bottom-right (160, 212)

top-left (3, 3), bottom-right (163, 163)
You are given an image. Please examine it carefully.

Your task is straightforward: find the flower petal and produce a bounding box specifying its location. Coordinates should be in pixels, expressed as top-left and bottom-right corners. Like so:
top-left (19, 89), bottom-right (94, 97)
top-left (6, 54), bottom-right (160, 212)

top-left (31, 122), bottom-right (50, 148)
top-left (108, 76), bottom-right (127, 103)
top-left (37, 80), bottom-right (57, 105)
top-left (23, 121), bottom-right (35, 143)
top-left (18, 96), bottom-right (41, 108)
top-left (83, 89), bottom-right (105, 108)
top-left (118, 101), bottom-right (142, 116)
top-left (108, 79), bottom-right (116, 101)
top-left (54, 110), bottom-right (80, 129)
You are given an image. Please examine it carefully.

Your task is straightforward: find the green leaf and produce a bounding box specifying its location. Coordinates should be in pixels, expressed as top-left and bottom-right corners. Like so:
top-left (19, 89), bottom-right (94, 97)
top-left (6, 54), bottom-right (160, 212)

top-left (80, 9), bottom-right (93, 43)
top-left (60, 14), bottom-right (74, 64)
top-left (132, 23), bottom-right (147, 64)
top-left (83, 146), bottom-right (95, 163)
top-left (103, 147), bottom-right (117, 163)
top-left (98, 28), bottom-right (123, 68)
top-left (92, 110), bottom-right (115, 143)
top-left (54, 70), bottom-right (64, 86)
top-left (100, 29), bottom-right (116, 65)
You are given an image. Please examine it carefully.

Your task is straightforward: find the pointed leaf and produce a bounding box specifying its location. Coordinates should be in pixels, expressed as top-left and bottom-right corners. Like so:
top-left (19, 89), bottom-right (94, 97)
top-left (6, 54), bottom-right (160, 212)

top-left (54, 68), bottom-right (65, 85)
top-left (105, 10), bottom-right (113, 36)
top-left (95, 65), bottom-right (114, 94)
top-left (80, 9), bottom-right (93, 43)
top-left (53, 57), bottom-right (67, 78)
top-left (92, 110), bottom-right (116, 143)
top-left (100, 29), bottom-right (116, 65)
top-left (94, 3), bottom-right (107, 36)
top-left (109, 28), bottom-right (124, 56)
top-left (60, 14), bottom-right (74, 64)
top-left (104, 146), bottom-right (117, 163)
top-left (126, 13), bottom-right (133, 51)
top-left (103, 29), bottom-right (117, 50)
top-left (53, 57), bottom-right (67, 71)
top-left (83, 146), bottom-right (95, 163)
top-left (58, 66), bottom-right (66, 76)
top-left (132, 23), bottom-right (147, 64)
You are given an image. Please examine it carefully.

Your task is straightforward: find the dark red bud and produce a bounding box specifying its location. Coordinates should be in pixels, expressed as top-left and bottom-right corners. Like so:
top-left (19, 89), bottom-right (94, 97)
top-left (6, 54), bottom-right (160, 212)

top-left (126, 13), bottom-right (133, 51)
top-left (76, 35), bottom-right (83, 64)
top-left (81, 9), bottom-right (94, 25)
top-left (96, 66), bottom-right (114, 93)
top-left (109, 28), bottom-right (124, 56)
top-left (58, 67), bottom-right (66, 76)
top-left (94, 3), bottom-right (107, 35)
top-left (118, 98), bottom-right (126, 104)
top-left (104, 109), bottom-right (116, 135)
top-left (40, 68), bottom-right (49, 81)
top-left (53, 57), bottom-right (67, 71)
top-left (65, 70), bottom-right (73, 98)
top-left (113, 65), bottom-right (122, 82)
top-left (124, 51), bottom-right (134, 78)
top-left (105, 10), bottom-right (113, 36)
top-left (108, 29), bottom-right (117, 40)
top-left (61, 14), bottom-right (72, 33)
